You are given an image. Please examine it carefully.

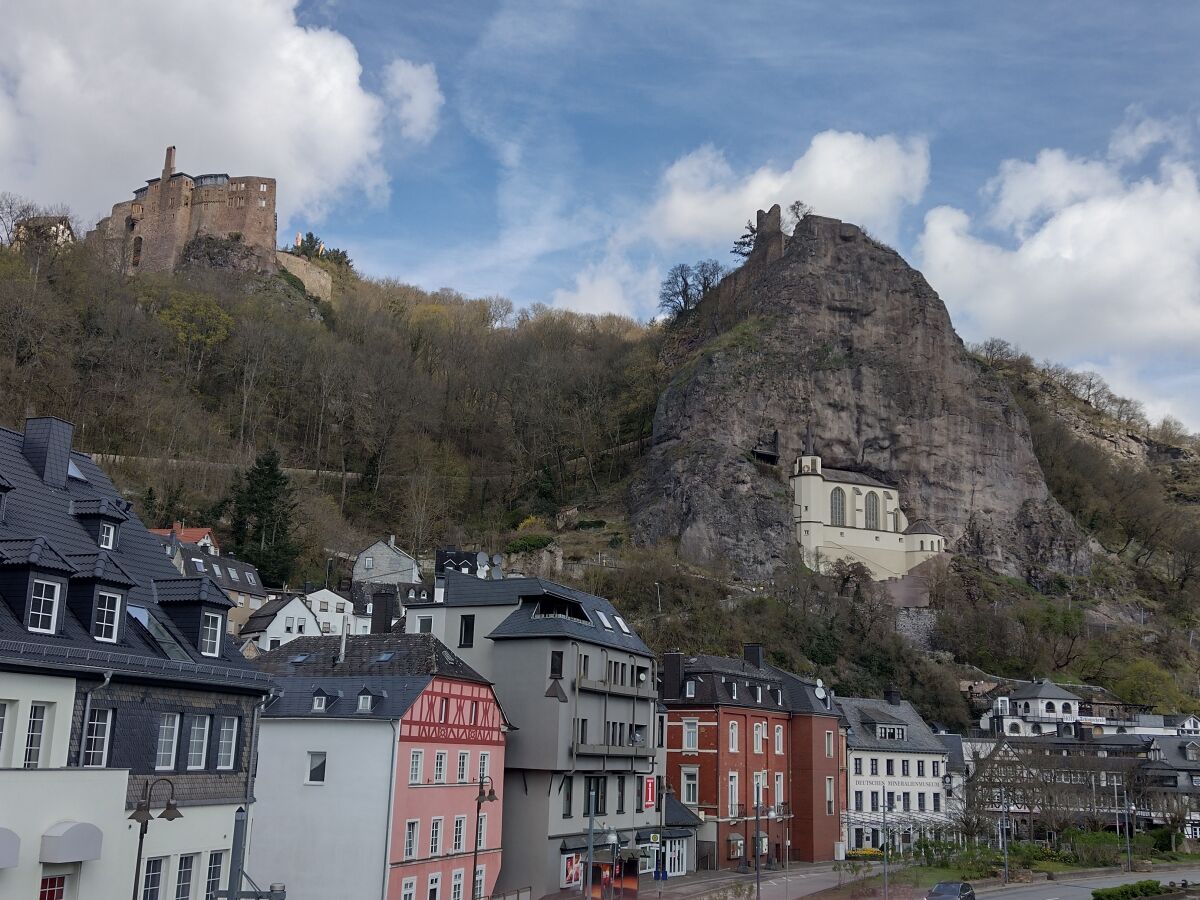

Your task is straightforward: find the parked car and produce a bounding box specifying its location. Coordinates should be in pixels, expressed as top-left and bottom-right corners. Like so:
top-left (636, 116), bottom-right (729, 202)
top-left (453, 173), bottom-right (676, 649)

top-left (927, 882), bottom-right (975, 900)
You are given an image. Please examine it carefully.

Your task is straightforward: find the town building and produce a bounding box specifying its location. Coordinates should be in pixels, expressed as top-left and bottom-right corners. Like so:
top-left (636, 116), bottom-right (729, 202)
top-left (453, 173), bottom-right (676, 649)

top-left (839, 689), bottom-right (953, 853)
top-left (791, 439), bottom-right (945, 580)
top-left (659, 646), bottom-right (843, 871)
top-left (354, 535), bottom-right (422, 588)
top-left (977, 678), bottom-right (1176, 738)
top-left (90, 145), bottom-right (277, 274)
top-left (155, 534), bottom-right (271, 633)
top-left (0, 416), bottom-right (272, 900)
top-left (304, 587), bottom-right (371, 635)
top-left (248, 633), bottom-right (510, 900)
top-left (10, 215), bottom-right (76, 252)
top-left (149, 522), bottom-right (221, 555)
top-left (403, 571), bottom-right (673, 898)
top-left (237, 595), bottom-right (320, 654)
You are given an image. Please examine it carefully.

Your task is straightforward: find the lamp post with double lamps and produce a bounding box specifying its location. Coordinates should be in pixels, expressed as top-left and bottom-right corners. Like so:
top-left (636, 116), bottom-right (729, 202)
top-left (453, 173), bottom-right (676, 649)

top-left (129, 778), bottom-right (184, 900)
top-left (470, 775), bottom-right (498, 900)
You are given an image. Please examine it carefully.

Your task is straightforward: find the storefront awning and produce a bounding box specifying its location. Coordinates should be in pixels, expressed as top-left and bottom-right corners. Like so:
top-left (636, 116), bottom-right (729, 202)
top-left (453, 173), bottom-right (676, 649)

top-left (40, 821), bottom-right (102, 863)
top-left (635, 828), bottom-right (693, 842)
top-left (0, 828), bottom-right (19, 869)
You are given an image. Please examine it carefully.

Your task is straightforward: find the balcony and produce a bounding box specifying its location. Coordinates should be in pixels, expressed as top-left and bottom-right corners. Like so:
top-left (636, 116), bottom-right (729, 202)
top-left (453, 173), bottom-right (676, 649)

top-left (577, 676), bottom-right (657, 699)
top-left (572, 740), bottom-right (655, 759)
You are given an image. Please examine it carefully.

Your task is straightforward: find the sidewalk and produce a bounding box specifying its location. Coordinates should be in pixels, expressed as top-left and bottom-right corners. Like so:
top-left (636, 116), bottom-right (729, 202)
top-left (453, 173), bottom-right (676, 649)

top-left (639, 861), bottom-right (841, 899)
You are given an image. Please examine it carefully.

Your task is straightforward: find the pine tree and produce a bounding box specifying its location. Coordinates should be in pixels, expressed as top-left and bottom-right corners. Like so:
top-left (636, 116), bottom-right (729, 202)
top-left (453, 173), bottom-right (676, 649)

top-left (226, 449), bottom-right (298, 585)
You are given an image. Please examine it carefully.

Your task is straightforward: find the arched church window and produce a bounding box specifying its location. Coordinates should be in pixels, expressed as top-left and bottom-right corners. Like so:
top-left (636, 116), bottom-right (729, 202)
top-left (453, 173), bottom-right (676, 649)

top-left (920, 540), bottom-right (925, 551)
top-left (1062, 703), bottom-right (1072, 714)
top-left (1045, 702), bottom-right (1056, 714)
top-left (830, 488), bottom-right (846, 526)
top-left (1008, 722), bottom-right (1021, 734)
top-left (865, 492), bottom-right (880, 530)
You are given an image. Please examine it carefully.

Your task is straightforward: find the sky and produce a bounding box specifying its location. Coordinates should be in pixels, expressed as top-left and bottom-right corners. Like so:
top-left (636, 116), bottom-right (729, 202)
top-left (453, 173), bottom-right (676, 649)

top-left (2, 1), bottom-right (1200, 426)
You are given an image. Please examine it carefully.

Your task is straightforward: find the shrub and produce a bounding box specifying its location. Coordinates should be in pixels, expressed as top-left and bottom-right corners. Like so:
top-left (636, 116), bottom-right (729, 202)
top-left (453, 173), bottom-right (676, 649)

top-left (517, 514), bottom-right (547, 532)
top-left (1092, 879), bottom-right (1164, 900)
top-left (577, 519), bottom-right (607, 530)
top-left (505, 534), bottom-right (554, 555)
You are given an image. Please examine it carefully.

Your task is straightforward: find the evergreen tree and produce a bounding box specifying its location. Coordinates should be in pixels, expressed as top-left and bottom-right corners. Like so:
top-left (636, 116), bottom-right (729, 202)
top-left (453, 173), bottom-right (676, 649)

top-left (225, 449), bottom-right (298, 585)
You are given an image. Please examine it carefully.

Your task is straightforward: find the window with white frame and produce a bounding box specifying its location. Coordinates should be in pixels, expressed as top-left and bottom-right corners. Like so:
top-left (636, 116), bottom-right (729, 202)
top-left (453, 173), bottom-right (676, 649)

top-left (29, 580), bottom-right (59, 633)
top-left (39, 875), bottom-right (67, 900)
top-left (682, 767), bottom-right (699, 805)
top-left (453, 816), bottom-right (466, 852)
top-left (753, 722), bottom-right (764, 754)
top-left (228, 568), bottom-right (239, 582)
top-left (434, 751), bottom-right (447, 782)
top-left (199, 612), bottom-right (221, 657)
top-left (358, 693), bottom-right (372, 712)
top-left (0, 702), bottom-right (6, 759)
top-left (312, 695), bottom-right (326, 712)
top-left (775, 772), bottom-right (785, 807)
top-left (457, 751), bottom-right (469, 783)
top-left (825, 730), bottom-right (834, 758)
top-left (826, 777), bottom-right (835, 815)
top-left (473, 867), bottom-right (485, 900)
top-left (427, 874), bottom-right (440, 900)
top-left (364, 556), bottom-right (374, 571)
top-left (216, 716), bottom-right (238, 769)
top-left (430, 817), bottom-right (443, 855)
top-left (205, 852), bottom-right (224, 900)
top-left (82, 707), bottom-right (112, 767)
top-left (401, 879), bottom-right (416, 900)
top-left (684, 679), bottom-right (695, 698)
top-left (728, 771), bottom-right (739, 814)
top-left (478, 751), bottom-right (490, 781)
top-left (24, 702), bottom-right (47, 768)
top-left (409, 749), bottom-right (423, 784)
top-left (729, 720), bottom-right (739, 751)
top-left (404, 820), bottom-right (419, 859)
top-left (307, 750), bottom-right (326, 784)
top-left (95, 591), bottom-right (121, 642)
top-left (155, 713), bottom-right (179, 770)
top-left (187, 716), bottom-right (210, 769)
top-left (451, 870), bottom-right (464, 900)
top-left (683, 719), bottom-right (698, 751)
top-left (142, 857), bottom-right (165, 900)
top-left (175, 853), bottom-right (196, 900)
top-left (476, 812), bottom-right (487, 849)
top-left (246, 572), bottom-right (256, 585)
top-left (775, 724), bottom-right (784, 754)
top-left (99, 521), bottom-right (117, 549)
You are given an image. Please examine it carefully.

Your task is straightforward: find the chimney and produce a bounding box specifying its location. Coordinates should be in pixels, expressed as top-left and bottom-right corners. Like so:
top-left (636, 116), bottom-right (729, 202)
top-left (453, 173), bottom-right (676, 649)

top-left (388, 534), bottom-right (396, 548)
top-left (743, 643), bottom-right (765, 670)
top-left (22, 417), bottom-right (75, 488)
top-left (337, 619), bottom-right (348, 664)
top-left (662, 652), bottom-right (683, 700)
top-left (163, 145), bottom-right (176, 180)
top-left (884, 685), bottom-right (902, 706)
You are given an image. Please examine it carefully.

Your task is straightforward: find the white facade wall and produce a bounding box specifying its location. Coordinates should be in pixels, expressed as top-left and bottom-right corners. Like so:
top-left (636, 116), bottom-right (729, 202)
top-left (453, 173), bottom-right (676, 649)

top-left (845, 748), bottom-right (951, 850)
top-left (0, 672), bottom-right (77, 768)
top-left (246, 597), bottom-right (319, 652)
top-left (791, 454), bottom-right (942, 580)
top-left (306, 588), bottom-right (370, 636)
top-left (248, 717), bottom-right (394, 900)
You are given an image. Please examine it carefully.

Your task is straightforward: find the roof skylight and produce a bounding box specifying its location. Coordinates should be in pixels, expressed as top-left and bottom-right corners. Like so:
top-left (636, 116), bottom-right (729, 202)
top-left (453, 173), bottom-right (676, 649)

top-left (613, 615), bottom-right (631, 635)
top-left (596, 610), bottom-right (613, 630)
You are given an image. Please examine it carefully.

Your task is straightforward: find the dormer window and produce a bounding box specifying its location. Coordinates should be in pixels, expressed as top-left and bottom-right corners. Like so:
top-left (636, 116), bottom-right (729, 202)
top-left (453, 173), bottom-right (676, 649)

top-left (730, 682), bottom-right (738, 700)
top-left (312, 695), bottom-right (327, 712)
top-left (94, 591), bottom-right (121, 643)
top-left (28, 580), bottom-right (60, 634)
top-left (685, 680), bottom-right (696, 699)
top-left (98, 522), bottom-right (117, 550)
top-left (1186, 743), bottom-right (1200, 763)
top-left (358, 693), bottom-right (373, 712)
top-left (199, 612), bottom-right (222, 657)
top-left (753, 685), bottom-right (762, 703)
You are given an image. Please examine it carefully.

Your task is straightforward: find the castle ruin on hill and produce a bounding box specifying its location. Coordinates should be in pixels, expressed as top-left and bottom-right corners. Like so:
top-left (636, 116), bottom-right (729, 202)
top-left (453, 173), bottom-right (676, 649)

top-left (91, 145), bottom-right (278, 274)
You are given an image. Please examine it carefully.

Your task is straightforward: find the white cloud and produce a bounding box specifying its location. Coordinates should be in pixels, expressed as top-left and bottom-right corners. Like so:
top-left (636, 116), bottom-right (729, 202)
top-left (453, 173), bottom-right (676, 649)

top-left (383, 58), bottom-right (444, 144)
top-left (0, 0), bottom-right (411, 228)
top-left (918, 114), bottom-right (1200, 428)
top-left (551, 254), bottom-right (660, 318)
top-left (646, 130), bottom-right (930, 247)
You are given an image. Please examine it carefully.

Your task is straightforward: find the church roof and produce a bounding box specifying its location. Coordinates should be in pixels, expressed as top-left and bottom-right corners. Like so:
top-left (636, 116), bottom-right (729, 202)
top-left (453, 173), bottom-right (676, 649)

top-left (820, 467), bottom-right (891, 489)
top-left (903, 519), bottom-right (942, 536)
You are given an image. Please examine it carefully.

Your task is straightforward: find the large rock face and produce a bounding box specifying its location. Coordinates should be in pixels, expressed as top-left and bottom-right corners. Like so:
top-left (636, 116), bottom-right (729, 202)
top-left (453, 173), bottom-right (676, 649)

top-left (630, 211), bottom-right (1088, 582)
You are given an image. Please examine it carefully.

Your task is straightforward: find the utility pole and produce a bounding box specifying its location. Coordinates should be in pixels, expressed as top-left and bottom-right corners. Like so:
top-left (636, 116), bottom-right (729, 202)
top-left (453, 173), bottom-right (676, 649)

top-left (755, 780), bottom-right (762, 900)
top-left (1002, 792), bottom-right (1010, 885)
top-left (1123, 787), bottom-right (1134, 872)
top-left (586, 787), bottom-right (596, 897)
top-left (882, 795), bottom-right (889, 900)
top-left (1114, 781), bottom-right (1123, 868)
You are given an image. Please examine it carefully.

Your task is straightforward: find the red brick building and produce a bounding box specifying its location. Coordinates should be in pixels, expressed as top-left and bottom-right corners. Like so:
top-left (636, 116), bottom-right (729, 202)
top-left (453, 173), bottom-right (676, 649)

top-left (661, 645), bottom-right (844, 870)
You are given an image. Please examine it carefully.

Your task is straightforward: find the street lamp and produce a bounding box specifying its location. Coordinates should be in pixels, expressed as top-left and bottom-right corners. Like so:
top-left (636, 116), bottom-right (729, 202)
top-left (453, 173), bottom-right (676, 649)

top-left (753, 783), bottom-right (777, 900)
top-left (605, 827), bottom-right (619, 900)
top-left (657, 781), bottom-right (674, 897)
top-left (129, 778), bottom-right (183, 900)
top-left (470, 776), bottom-right (498, 900)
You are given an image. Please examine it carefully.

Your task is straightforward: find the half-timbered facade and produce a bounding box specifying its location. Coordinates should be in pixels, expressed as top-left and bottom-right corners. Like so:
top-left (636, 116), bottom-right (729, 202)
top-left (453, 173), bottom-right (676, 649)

top-left (248, 634), bottom-right (510, 900)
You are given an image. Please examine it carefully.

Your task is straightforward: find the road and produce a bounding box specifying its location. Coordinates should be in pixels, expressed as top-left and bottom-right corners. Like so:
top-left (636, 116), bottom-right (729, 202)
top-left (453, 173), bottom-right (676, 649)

top-left (977, 869), bottom-right (1200, 900)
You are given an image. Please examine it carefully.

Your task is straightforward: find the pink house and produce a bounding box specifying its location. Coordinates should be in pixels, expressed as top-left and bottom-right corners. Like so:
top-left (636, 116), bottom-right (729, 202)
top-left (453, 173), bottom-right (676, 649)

top-left (248, 634), bottom-right (511, 900)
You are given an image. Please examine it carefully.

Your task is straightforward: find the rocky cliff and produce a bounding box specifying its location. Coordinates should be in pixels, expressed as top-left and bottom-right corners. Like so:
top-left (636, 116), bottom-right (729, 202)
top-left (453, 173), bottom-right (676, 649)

top-left (630, 209), bottom-right (1089, 583)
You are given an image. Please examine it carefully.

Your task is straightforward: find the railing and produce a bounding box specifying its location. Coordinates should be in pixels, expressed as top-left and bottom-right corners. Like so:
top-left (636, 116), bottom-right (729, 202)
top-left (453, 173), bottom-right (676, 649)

top-left (775, 802), bottom-right (791, 817)
top-left (576, 676), bottom-right (657, 699)
top-left (572, 741), bottom-right (655, 759)
top-left (727, 803), bottom-right (746, 818)
top-left (489, 889), bottom-right (531, 900)
top-left (0, 638), bottom-right (273, 685)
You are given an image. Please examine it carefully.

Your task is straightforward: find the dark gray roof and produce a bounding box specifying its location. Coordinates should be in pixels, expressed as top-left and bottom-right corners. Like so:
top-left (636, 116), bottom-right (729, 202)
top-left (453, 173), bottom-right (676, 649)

top-left (1148, 737), bottom-right (1200, 772)
top-left (1009, 679), bottom-right (1082, 702)
top-left (264, 674), bottom-right (429, 720)
top-left (241, 597), bottom-right (303, 635)
top-left (765, 665), bottom-right (839, 717)
top-left (0, 422), bottom-right (266, 690)
top-left (154, 576), bottom-right (235, 609)
top-left (664, 793), bottom-right (704, 828)
top-left (178, 543), bottom-right (268, 598)
top-left (253, 632), bottom-right (489, 683)
top-left (668, 654), bottom-right (787, 710)
top-left (442, 571), bottom-right (653, 655)
top-left (837, 696), bottom-right (947, 753)
top-left (820, 467), bottom-right (892, 489)
top-left (66, 551), bottom-right (137, 587)
top-left (71, 497), bottom-right (129, 521)
top-left (938, 733), bottom-right (967, 772)
top-left (903, 519), bottom-right (942, 536)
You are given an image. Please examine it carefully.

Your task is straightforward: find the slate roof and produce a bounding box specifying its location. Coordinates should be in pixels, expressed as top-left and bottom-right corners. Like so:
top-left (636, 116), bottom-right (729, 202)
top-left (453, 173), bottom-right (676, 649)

top-left (1008, 679), bottom-right (1082, 702)
top-left (0, 421), bottom-right (266, 690)
top-left (664, 793), bottom-right (704, 828)
top-left (837, 696), bottom-right (948, 753)
top-left (71, 497), bottom-right (129, 520)
top-left (938, 733), bottom-right (967, 773)
top-left (440, 571), bottom-right (653, 655)
top-left (263, 674), bottom-right (429, 721)
top-left (819, 467), bottom-right (892, 489)
top-left (177, 543), bottom-right (268, 598)
top-left (669, 653), bottom-right (787, 710)
top-left (240, 596), bottom-right (305, 636)
top-left (253, 632), bottom-right (489, 683)
top-left (765, 665), bottom-right (840, 717)
top-left (1148, 737), bottom-right (1200, 772)
top-left (903, 519), bottom-right (942, 537)
top-left (66, 551), bottom-right (137, 587)
top-left (153, 576), bottom-right (235, 609)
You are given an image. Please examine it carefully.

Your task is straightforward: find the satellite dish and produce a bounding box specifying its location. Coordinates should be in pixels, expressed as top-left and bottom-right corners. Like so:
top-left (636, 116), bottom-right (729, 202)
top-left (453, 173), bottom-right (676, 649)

top-left (476, 551), bottom-right (489, 567)
top-left (491, 553), bottom-right (503, 566)
top-left (815, 678), bottom-right (824, 688)
top-left (814, 686), bottom-right (827, 701)
top-left (490, 567), bottom-right (505, 580)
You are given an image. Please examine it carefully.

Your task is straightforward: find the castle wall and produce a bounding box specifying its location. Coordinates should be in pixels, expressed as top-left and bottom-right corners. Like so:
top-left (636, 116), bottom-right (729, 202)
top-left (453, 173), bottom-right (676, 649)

top-left (276, 251), bottom-right (332, 302)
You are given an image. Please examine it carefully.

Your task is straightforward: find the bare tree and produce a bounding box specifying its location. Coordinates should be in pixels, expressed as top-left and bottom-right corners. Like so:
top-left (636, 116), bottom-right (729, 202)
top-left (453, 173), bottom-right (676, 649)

top-left (657, 263), bottom-right (698, 318)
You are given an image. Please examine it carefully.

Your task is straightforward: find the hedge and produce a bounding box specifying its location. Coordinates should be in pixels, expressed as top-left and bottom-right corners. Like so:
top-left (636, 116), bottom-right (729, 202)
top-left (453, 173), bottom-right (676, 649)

top-left (1092, 880), bottom-right (1165, 900)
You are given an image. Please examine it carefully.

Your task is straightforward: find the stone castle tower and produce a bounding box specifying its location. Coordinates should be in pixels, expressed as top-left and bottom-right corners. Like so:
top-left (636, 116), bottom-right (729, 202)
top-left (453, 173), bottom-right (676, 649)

top-left (91, 146), bottom-right (277, 274)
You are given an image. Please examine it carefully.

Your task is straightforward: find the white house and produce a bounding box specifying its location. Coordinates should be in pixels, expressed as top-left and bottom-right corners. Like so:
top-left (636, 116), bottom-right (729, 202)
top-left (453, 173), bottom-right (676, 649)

top-left (305, 588), bottom-right (370, 636)
top-left (839, 690), bottom-right (953, 852)
top-left (238, 596), bottom-right (320, 653)
top-left (979, 679), bottom-right (1177, 738)
top-left (791, 444), bottom-right (944, 581)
